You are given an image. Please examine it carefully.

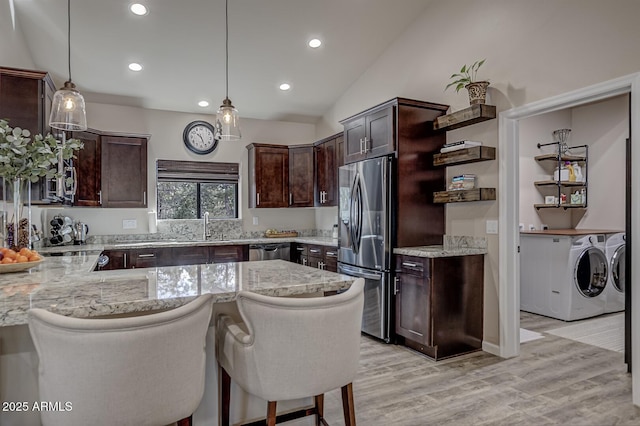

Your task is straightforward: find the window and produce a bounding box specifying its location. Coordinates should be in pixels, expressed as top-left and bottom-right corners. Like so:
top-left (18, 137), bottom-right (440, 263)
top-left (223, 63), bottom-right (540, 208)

top-left (156, 160), bottom-right (239, 219)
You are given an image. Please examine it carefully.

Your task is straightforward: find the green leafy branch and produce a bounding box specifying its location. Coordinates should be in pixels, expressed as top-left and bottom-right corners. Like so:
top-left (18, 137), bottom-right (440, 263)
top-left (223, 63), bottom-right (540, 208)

top-left (0, 119), bottom-right (83, 183)
top-left (445, 59), bottom-right (486, 92)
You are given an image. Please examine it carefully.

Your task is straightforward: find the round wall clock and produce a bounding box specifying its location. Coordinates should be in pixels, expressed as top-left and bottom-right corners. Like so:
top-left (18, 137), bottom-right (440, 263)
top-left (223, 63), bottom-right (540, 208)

top-left (183, 120), bottom-right (219, 154)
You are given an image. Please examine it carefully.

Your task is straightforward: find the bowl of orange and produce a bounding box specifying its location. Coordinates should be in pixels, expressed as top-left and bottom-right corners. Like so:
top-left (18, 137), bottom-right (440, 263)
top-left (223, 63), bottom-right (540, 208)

top-left (0, 247), bottom-right (44, 273)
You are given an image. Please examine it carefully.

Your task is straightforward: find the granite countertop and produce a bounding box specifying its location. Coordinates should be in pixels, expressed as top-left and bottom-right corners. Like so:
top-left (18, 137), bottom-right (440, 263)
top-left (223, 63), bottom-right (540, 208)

top-left (394, 245), bottom-right (487, 258)
top-left (520, 229), bottom-right (624, 236)
top-left (37, 236), bottom-right (339, 254)
top-left (0, 256), bottom-right (354, 327)
top-left (394, 235), bottom-right (488, 258)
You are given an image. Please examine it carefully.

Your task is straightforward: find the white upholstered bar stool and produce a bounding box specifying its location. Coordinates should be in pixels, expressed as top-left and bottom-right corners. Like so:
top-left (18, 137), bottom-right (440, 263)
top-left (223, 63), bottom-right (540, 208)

top-left (28, 294), bottom-right (214, 426)
top-left (216, 278), bottom-right (365, 426)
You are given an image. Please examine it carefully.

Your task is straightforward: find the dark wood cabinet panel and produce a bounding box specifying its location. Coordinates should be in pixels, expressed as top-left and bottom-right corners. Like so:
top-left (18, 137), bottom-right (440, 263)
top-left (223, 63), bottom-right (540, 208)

top-left (288, 145), bottom-right (314, 207)
top-left (101, 135), bottom-right (148, 208)
top-left (343, 117), bottom-right (367, 164)
top-left (71, 130), bottom-right (148, 208)
top-left (211, 245), bottom-right (248, 263)
top-left (172, 246), bottom-right (210, 266)
top-left (290, 243), bottom-right (338, 271)
top-left (95, 249), bottom-right (128, 270)
top-left (0, 67), bottom-right (55, 137)
top-left (315, 133), bottom-right (341, 207)
top-left (247, 144), bottom-right (289, 208)
top-left (365, 106), bottom-right (395, 158)
top-left (323, 246), bottom-right (338, 272)
top-left (73, 131), bottom-right (102, 206)
top-left (129, 247), bottom-right (170, 269)
top-left (394, 254), bottom-right (484, 360)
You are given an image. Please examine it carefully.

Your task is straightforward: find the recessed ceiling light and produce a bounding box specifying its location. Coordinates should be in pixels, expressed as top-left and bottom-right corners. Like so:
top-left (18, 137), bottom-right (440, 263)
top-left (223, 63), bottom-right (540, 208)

top-left (130, 3), bottom-right (148, 16)
top-left (279, 83), bottom-right (291, 91)
top-left (128, 62), bottom-right (143, 72)
top-left (198, 100), bottom-right (210, 107)
top-left (308, 38), bottom-right (322, 48)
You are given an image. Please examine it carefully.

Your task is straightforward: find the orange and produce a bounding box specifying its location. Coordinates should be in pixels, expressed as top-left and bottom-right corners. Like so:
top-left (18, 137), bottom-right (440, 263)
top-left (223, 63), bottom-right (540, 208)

top-left (19, 248), bottom-right (32, 257)
top-left (28, 254), bottom-right (41, 262)
top-left (4, 250), bottom-right (17, 260)
top-left (1, 257), bottom-right (15, 264)
top-left (16, 255), bottom-right (28, 263)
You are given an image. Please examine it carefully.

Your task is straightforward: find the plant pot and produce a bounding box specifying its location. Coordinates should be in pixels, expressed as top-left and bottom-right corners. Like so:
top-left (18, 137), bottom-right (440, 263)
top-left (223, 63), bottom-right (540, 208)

top-left (465, 81), bottom-right (490, 105)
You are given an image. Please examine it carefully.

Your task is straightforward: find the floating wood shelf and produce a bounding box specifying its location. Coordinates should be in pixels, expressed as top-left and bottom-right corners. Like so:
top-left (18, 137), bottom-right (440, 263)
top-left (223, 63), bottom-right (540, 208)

top-left (534, 153), bottom-right (586, 162)
top-left (433, 104), bottom-right (496, 131)
top-left (433, 146), bottom-right (496, 167)
top-left (433, 188), bottom-right (496, 203)
top-left (534, 203), bottom-right (586, 210)
top-left (534, 180), bottom-right (586, 187)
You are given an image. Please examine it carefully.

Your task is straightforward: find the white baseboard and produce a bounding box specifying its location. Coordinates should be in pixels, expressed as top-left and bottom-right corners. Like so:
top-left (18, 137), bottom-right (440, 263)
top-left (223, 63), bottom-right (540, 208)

top-left (482, 340), bottom-right (500, 357)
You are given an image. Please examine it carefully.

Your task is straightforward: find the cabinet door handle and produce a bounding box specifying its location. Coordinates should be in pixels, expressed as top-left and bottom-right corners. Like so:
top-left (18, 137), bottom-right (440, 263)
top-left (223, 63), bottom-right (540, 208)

top-left (290, 193), bottom-right (293, 205)
top-left (98, 190), bottom-right (102, 205)
top-left (359, 138), bottom-right (364, 154)
top-left (325, 251), bottom-right (336, 257)
top-left (138, 253), bottom-right (155, 258)
top-left (302, 258), bottom-right (307, 265)
top-left (123, 253), bottom-right (127, 269)
top-left (402, 262), bottom-right (418, 268)
top-left (310, 249), bottom-right (321, 253)
top-left (296, 247), bottom-right (305, 251)
top-left (257, 193), bottom-right (260, 206)
top-left (394, 276), bottom-right (400, 295)
top-left (143, 191), bottom-right (146, 205)
top-left (318, 262), bottom-right (325, 270)
top-left (363, 137), bottom-right (369, 153)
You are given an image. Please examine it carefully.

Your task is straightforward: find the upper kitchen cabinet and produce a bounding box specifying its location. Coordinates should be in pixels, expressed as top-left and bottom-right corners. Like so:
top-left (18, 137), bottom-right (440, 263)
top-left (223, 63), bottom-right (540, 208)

top-left (340, 98), bottom-right (450, 165)
top-left (0, 67), bottom-right (55, 136)
top-left (247, 143), bottom-right (289, 208)
top-left (72, 129), bottom-right (149, 208)
top-left (314, 132), bottom-right (343, 207)
top-left (288, 145), bottom-right (315, 207)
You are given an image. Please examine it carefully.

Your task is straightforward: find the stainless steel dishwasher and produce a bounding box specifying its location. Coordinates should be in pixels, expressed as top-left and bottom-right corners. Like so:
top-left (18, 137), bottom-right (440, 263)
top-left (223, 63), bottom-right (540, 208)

top-left (249, 243), bottom-right (291, 261)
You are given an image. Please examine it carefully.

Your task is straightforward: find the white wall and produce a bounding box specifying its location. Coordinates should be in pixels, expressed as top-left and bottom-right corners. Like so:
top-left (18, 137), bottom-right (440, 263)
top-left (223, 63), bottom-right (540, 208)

top-left (319, 0), bottom-right (640, 346)
top-left (32, 103), bottom-right (319, 236)
top-left (518, 95), bottom-right (628, 231)
top-left (0, 1), bottom-right (35, 69)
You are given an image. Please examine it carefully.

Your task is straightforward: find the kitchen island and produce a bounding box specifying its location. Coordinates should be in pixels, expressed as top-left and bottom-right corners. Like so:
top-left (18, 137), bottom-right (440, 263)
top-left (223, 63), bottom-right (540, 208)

top-left (0, 256), bottom-right (355, 426)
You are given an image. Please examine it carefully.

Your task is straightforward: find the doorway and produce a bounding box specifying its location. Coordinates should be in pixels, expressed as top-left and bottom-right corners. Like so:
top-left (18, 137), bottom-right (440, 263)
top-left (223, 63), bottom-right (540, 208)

top-left (498, 73), bottom-right (640, 405)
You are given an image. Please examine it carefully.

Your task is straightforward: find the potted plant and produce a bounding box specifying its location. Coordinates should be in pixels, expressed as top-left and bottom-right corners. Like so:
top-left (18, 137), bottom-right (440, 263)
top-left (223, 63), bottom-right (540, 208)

top-left (0, 119), bottom-right (83, 249)
top-left (445, 59), bottom-right (489, 105)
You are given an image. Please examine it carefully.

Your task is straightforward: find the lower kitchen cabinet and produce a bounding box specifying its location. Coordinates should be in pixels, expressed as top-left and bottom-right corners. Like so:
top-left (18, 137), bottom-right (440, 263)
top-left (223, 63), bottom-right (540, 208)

top-left (291, 243), bottom-right (338, 272)
top-left (394, 253), bottom-right (484, 360)
top-left (96, 244), bottom-right (249, 270)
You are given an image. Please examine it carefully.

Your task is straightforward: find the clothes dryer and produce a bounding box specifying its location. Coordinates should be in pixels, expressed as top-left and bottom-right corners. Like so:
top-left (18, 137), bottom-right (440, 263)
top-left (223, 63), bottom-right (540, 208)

top-left (520, 233), bottom-right (607, 321)
top-left (604, 232), bottom-right (625, 313)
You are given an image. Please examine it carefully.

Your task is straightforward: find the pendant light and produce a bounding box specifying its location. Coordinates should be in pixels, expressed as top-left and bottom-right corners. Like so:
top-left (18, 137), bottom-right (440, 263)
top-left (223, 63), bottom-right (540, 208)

top-left (215, 0), bottom-right (241, 140)
top-left (49, 0), bottom-right (87, 131)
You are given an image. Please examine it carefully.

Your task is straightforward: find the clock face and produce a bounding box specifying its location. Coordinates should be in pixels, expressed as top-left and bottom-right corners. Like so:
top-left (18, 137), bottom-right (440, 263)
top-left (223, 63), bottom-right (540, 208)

top-left (183, 121), bottom-right (219, 154)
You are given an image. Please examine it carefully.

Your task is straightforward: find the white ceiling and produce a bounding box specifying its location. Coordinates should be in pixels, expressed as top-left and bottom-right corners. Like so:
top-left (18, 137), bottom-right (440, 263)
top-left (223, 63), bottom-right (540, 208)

top-left (13, 0), bottom-right (432, 124)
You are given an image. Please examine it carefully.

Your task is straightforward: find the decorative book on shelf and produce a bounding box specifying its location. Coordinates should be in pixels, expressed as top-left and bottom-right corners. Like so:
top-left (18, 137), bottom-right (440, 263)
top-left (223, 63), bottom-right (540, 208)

top-left (433, 146), bottom-right (496, 167)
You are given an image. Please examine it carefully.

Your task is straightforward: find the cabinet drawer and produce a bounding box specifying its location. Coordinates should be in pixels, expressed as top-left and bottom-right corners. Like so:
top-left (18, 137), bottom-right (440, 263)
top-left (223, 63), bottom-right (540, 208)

top-left (130, 248), bottom-right (169, 268)
top-left (395, 255), bottom-right (429, 277)
top-left (293, 243), bottom-right (308, 256)
top-left (171, 246), bottom-right (209, 266)
top-left (307, 245), bottom-right (323, 257)
top-left (211, 245), bottom-right (247, 263)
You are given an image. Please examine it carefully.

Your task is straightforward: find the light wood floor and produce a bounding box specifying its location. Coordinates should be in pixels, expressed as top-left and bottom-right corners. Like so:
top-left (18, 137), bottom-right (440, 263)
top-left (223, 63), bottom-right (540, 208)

top-left (311, 312), bottom-right (640, 426)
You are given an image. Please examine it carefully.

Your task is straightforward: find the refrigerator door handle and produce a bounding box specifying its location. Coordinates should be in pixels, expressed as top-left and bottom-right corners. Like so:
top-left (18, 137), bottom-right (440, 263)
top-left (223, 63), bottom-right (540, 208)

top-left (339, 264), bottom-right (382, 280)
top-left (354, 177), bottom-right (364, 252)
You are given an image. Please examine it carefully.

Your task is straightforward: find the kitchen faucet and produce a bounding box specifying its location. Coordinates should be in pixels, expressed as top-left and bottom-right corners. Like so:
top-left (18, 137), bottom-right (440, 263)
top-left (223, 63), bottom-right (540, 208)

top-left (203, 211), bottom-right (211, 240)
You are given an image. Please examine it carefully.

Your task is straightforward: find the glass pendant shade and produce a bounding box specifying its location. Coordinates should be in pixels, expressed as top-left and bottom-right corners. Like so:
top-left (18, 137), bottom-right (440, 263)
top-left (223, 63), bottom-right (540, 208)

top-left (49, 80), bottom-right (87, 131)
top-left (216, 97), bottom-right (241, 140)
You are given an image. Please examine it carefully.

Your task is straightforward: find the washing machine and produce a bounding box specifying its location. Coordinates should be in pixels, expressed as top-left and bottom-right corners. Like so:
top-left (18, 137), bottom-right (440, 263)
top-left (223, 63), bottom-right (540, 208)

top-left (520, 233), bottom-right (608, 321)
top-left (604, 232), bottom-right (626, 313)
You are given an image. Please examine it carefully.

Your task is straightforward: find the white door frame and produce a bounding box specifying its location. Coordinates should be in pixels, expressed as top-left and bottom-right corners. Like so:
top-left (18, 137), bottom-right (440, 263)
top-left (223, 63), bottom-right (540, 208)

top-left (498, 72), bottom-right (640, 405)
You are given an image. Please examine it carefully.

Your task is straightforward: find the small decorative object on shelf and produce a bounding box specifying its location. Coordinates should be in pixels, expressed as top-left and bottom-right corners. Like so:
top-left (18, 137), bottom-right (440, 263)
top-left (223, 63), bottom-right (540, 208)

top-left (0, 120), bottom-right (83, 249)
top-left (448, 174), bottom-right (477, 191)
top-left (534, 128), bottom-right (588, 211)
top-left (264, 229), bottom-right (299, 238)
top-left (445, 59), bottom-right (490, 105)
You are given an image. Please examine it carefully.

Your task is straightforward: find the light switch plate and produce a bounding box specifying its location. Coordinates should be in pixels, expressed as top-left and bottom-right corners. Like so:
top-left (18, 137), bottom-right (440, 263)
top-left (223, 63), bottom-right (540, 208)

top-left (486, 220), bottom-right (498, 234)
top-left (252, 216), bottom-right (259, 225)
top-left (123, 219), bottom-right (137, 229)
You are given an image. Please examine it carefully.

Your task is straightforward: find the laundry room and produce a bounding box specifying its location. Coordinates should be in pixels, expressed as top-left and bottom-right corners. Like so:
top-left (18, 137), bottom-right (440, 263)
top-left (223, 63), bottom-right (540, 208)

top-left (518, 94), bottom-right (628, 352)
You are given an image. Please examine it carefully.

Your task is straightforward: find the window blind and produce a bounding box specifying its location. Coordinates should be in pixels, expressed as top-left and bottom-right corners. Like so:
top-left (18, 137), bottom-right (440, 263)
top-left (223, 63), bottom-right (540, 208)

top-left (156, 160), bottom-right (239, 183)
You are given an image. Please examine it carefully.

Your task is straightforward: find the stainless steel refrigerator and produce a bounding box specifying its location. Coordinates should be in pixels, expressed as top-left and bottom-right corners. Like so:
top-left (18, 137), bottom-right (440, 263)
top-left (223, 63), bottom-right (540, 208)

top-left (338, 156), bottom-right (393, 342)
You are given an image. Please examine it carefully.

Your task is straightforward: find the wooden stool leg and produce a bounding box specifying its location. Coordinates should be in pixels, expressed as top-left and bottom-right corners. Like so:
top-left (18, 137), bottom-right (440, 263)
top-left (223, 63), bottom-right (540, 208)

top-left (267, 401), bottom-right (277, 426)
top-left (219, 363), bottom-right (231, 426)
top-left (176, 415), bottom-right (193, 426)
top-left (341, 383), bottom-right (356, 426)
top-left (314, 394), bottom-right (324, 426)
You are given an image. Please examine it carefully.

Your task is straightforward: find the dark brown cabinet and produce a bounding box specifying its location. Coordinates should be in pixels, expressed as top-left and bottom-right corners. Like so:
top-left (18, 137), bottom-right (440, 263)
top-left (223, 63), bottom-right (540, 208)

top-left (394, 254), bottom-right (484, 360)
top-left (72, 129), bottom-right (149, 208)
top-left (247, 143), bottom-right (289, 208)
top-left (314, 133), bottom-right (343, 207)
top-left (291, 243), bottom-right (338, 272)
top-left (96, 244), bottom-right (249, 270)
top-left (288, 145), bottom-right (315, 207)
top-left (0, 66), bottom-right (55, 137)
top-left (342, 105), bottom-right (394, 164)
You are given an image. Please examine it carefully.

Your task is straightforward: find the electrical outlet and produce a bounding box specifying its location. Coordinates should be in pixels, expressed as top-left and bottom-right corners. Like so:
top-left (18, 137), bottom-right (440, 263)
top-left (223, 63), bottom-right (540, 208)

top-left (252, 216), bottom-right (259, 225)
top-left (123, 219), bottom-right (137, 229)
top-left (486, 220), bottom-right (498, 234)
